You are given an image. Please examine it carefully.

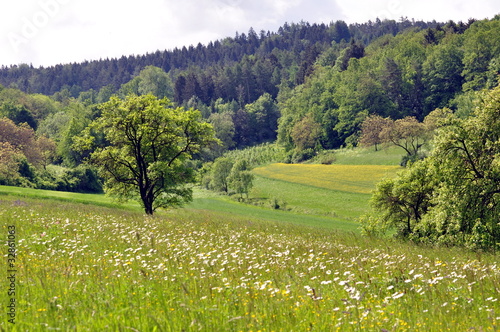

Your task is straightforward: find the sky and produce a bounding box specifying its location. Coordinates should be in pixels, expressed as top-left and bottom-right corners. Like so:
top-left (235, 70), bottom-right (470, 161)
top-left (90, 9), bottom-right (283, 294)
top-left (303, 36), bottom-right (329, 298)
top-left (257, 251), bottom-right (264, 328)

top-left (1, 0), bottom-right (498, 67)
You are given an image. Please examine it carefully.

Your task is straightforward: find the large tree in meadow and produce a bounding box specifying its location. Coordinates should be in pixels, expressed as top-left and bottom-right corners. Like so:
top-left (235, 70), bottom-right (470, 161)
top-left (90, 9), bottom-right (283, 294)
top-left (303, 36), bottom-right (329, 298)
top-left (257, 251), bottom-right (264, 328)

top-left (77, 94), bottom-right (217, 215)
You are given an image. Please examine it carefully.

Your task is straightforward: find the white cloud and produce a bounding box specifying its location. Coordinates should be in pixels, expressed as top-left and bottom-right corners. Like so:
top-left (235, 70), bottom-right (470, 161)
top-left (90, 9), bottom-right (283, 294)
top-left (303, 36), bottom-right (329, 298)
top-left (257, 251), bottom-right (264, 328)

top-left (337, 0), bottom-right (498, 23)
top-left (0, 0), bottom-right (498, 67)
top-left (402, 0), bottom-right (497, 22)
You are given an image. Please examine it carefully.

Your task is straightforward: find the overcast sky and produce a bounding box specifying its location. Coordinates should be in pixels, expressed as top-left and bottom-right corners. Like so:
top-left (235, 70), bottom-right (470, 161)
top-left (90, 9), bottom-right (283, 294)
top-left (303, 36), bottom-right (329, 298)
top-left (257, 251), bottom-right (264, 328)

top-left (1, 0), bottom-right (498, 67)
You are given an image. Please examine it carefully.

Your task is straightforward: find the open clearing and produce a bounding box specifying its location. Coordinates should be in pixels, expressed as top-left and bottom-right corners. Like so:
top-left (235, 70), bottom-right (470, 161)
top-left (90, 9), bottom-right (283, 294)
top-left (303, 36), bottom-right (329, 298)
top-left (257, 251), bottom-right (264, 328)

top-left (0, 149), bottom-right (403, 233)
top-left (2, 146), bottom-right (498, 331)
top-left (2, 196), bottom-right (498, 331)
top-left (253, 163), bottom-right (401, 194)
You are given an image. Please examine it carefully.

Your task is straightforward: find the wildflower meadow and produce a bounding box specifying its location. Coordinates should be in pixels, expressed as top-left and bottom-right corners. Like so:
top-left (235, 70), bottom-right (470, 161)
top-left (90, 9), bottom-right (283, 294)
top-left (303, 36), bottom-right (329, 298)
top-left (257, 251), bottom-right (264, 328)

top-left (2, 196), bottom-right (499, 331)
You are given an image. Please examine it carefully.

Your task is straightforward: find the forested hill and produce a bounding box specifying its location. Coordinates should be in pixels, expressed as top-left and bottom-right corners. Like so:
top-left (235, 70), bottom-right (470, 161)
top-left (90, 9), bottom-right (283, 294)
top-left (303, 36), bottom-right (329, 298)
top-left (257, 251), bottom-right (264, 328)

top-left (0, 18), bottom-right (440, 100)
top-left (0, 15), bottom-right (499, 194)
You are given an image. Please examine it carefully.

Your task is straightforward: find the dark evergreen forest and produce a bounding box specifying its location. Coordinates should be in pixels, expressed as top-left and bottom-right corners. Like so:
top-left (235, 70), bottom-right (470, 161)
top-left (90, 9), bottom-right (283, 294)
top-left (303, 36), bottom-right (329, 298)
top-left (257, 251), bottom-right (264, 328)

top-left (0, 19), bottom-right (439, 102)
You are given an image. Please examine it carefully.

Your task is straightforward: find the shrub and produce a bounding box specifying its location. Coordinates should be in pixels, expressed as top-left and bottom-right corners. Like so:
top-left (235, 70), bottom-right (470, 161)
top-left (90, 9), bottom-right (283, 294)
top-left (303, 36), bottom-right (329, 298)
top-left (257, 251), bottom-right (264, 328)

top-left (36, 165), bottom-right (103, 193)
top-left (291, 148), bottom-right (316, 163)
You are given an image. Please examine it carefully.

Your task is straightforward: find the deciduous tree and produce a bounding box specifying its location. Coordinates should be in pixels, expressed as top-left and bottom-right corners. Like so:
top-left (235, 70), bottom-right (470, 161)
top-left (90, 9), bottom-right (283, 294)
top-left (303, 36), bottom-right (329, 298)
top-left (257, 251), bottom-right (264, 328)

top-left (77, 94), bottom-right (217, 215)
top-left (358, 114), bottom-right (392, 151)
top-left (0, 142), bottom-right (23, 185)
top-left (363, 84), bottom-right (500, 250)
top-left (364, 159), bottom-right (437, 237)
top-left (228, 159), bottom-right (254, 199)
top-left (422, 85), bottom-right (500, 249)
top-left (291, 114), bottom-right (322, 151)
top-left (209, 157), bottom-right (234, 193)
top-left (120, 66), bottom-right (173, 99)
top-left (0, 117), bottom-right (53, 167)
top-left (379, 116), bottom-right (427, 164)
top-left (208, 112), bottom-right (235, 156)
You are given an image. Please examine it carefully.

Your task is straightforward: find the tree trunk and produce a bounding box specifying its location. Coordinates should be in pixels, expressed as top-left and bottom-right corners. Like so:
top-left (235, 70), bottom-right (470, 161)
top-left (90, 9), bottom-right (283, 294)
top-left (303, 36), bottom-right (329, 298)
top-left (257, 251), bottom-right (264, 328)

top-left (141, 192), bottom-right (154, 215)
top-left (144, 203), bottom-right (154, 215)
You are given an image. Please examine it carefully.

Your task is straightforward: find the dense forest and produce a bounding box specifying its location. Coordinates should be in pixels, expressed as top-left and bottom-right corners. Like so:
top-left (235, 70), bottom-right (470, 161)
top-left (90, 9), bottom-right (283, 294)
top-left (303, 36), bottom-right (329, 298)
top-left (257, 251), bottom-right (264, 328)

top-left (0, 16), bottom-right (499, 194)
top-left (0, 19), bottom-right (439, 99)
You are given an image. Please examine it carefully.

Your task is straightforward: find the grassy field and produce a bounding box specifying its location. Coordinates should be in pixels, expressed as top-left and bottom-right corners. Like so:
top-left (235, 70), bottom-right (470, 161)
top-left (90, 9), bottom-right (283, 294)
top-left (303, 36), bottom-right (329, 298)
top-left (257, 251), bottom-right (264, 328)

top-left (311, 145), bottom-right (405, 166)
top-left (250, 176), bottom-right (371, 221)
top-left (253, 163), bottom-right (401, 194)
top-left (2, 196), bottom-right (498, 331)
top-left (0, 185), bottom-right (142, 211)
top-left (0, 184), bottom-right (361, 232)
top-left (188, 162), bottom-right (399, 231)
top-left (248, 158), bottom-right (401, 224)
top-left (188, 195), bottom-right (359, 232)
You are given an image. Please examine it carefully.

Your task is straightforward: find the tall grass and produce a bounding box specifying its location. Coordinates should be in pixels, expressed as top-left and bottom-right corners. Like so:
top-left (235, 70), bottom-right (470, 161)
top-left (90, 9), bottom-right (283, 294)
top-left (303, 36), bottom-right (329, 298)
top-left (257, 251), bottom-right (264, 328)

top-left (0, 185), bottom-right (141, 211)
top-left (2, 196), bottom-right (498, 331)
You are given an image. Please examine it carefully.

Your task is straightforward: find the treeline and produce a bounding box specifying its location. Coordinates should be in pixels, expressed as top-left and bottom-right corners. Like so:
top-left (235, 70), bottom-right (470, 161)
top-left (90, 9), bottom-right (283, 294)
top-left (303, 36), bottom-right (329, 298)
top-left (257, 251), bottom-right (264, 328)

top-left (0, 84), bottom-right (103, 191)
top-left (277, 17), bottom-right (499, 154)
top-left (0, 19), bottom-right (438, 102)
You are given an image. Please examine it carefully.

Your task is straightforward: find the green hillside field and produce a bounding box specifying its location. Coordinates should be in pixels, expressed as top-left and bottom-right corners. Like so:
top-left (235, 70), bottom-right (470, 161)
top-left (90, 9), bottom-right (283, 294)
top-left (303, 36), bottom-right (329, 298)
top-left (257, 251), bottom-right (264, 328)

top-left (0, 184), bottom-right (358, 232)
top-left (0, 146), bottom-right (404, 232)
top-left (1, 146), bottom-right (499, 331)
top-left (2, 194), bottom-right (498, 331)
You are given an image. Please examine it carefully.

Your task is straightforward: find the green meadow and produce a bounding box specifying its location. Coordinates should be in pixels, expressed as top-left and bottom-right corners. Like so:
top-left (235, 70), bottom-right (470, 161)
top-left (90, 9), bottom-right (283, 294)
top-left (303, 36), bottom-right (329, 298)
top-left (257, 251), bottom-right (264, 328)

top-left (312, 145), bottom-right (406, 166)
top-left (0, 185), bottom-right (141, 211)
top-left (2, 196), bottom-right (499, 331)
top-left (250, 175), bottom-right (370, 221)
top-left (1, 147), bottom-right (499, 331)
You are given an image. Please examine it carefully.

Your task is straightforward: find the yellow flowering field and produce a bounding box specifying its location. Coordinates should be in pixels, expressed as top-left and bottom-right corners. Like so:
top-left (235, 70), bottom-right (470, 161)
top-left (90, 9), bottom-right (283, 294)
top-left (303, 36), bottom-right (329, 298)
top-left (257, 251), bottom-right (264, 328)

top-left (2, 197), bottom-right (498, 331)
top-left (253, 163), bottom-right (401, 194)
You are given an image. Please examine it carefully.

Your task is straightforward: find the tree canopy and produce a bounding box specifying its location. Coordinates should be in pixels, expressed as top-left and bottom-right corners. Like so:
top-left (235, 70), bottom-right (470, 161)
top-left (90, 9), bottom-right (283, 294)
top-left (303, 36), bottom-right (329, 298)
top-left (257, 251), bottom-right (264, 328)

top-left (76, 94), bottom-right (217, 214)
top-left (363, 84), bottom-right (500, 250)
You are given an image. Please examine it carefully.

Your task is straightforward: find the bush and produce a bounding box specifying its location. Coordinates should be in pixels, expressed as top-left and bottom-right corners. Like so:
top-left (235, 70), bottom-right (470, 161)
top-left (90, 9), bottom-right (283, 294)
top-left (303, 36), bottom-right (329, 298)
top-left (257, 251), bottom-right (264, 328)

top-left (291, 148), bottom-right (316, 163)
top-left (268, 197), bottom-right (287, 210)
top-left (310, 150), bottom-right (336, 165)
top-left (70, 165), bottom-right (103, 193)
top-left (36, 165), bottom-right (103, 193)
top-left (399, 152), bottom-right (426, 167)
